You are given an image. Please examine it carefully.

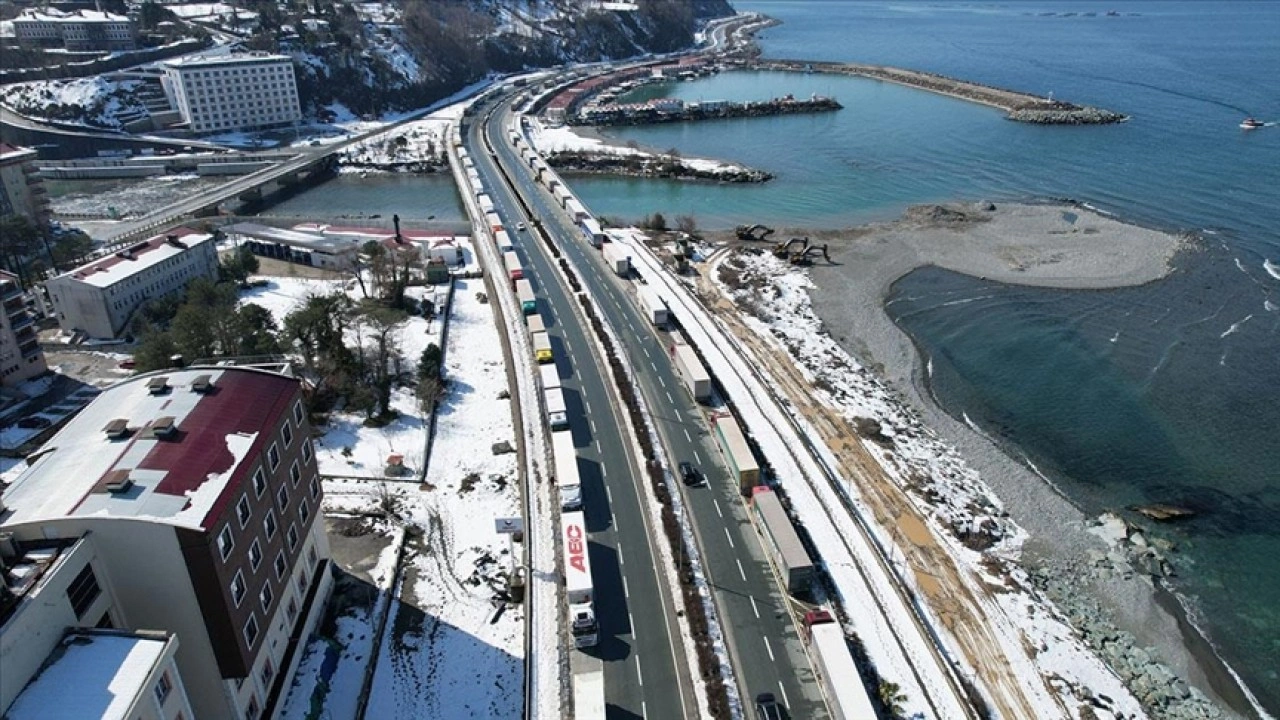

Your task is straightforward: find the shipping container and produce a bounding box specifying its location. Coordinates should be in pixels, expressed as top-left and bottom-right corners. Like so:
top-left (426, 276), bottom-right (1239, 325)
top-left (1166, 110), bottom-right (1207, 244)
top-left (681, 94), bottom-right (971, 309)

top-left (579, 217), bottom-right (605, 247)
top-left (712, 412), bottom-right (760, 492)
top-left (540, 363), bottom-right (562, 392)
top-left (639, 286), bottom-right (669, 325)
top-left (494, 230), bottom-right (513, 253)
top-left (804, 610), bottom-right (878, 719)
top-left (527, 313), bottom-right (546, 334)
top-left (503, 251), bottom-right (523, 281)
top-left (545, 386), bottom-right (569, 431)
top-left (565, 198), bottom-right (589, 221)
top-left (601, 243), bottom-right (630, 276)
top-left (751, 486), bottom-right (815, 595)
top-left (671, 343), bottom-right (711, 402)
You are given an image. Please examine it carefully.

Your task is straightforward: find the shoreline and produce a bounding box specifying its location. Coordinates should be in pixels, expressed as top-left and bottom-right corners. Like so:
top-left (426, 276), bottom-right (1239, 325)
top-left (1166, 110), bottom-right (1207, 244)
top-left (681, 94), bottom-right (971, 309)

top-left (780, 202), bottom-right (1257, 718)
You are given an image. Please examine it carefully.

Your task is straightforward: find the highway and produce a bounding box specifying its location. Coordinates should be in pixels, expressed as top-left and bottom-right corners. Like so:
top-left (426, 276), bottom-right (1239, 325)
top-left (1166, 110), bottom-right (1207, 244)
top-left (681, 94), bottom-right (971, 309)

top-left (468, 107), bottom-right (695, 719)
top-left (477, 96), bottom-right (829, 716)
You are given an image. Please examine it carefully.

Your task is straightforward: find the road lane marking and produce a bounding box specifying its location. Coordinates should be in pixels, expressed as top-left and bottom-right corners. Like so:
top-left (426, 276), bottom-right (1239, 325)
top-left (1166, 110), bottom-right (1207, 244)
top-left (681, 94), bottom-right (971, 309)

top-left (713, 498), bottom-right (722, 517)
top-left (778, 683), bottom-right (791, 708)
top-left (750, 596), bottom-right (760, 619)
top-left (649, 361), bottom-right (657, 371)
top-left (623, 576), bottom-right (630, 598)
top-left (636, 659), bottom-right (644, 687)
top-left (616, 541), bottom-right (623, 557)
top-left (658, 376), bottom-right (666, 388)
top-left (590, 419), bottom-right (598, 434)
top-left (665, 391), bottom-right (674, 404)
top-left (764, 636), bottom-right (775, 662)
top-left (683, 428), bottom-right (692, 442)
top-left (583, 399), bottom-right (592, 414)
top-left (606, 485), bottom-right (613, 503)
top-left (673, 408), bottom-right (682, 421)
top-left (601, 464), bottom-right (607, 478)
top-left (643, 346), bottom-right (651, 358)
top-left (736, 558), bottom-right (747, 581)
top-left (723, 527), bottom-right (735, 548)
top-left (642, 701), bottom-right (647, 718)
top-left (694, 450), bottom-right (702, 464)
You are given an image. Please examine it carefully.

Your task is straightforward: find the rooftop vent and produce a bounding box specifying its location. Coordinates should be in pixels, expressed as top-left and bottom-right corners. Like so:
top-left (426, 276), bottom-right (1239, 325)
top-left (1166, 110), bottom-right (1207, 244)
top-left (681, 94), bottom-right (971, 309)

top-left (190, 374), bottom-right (213, 393)
top-left (103, 418), bottom-right (130, 439)
top-left (103, 469), bottom-right (133, 494)
top-left (166, 234), bottom-right (186, 248)
top-left (146, 376), bottom-right (169, 394)
top-left (150, 416), bottom-right (177, 438)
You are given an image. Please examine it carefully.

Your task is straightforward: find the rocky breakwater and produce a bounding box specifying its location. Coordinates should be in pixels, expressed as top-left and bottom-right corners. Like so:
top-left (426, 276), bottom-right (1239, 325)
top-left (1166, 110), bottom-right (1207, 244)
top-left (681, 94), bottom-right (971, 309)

top-left (1007, 100), bottom-right (1128, 125)
top-left (545, 149), bottom-right (772, 183)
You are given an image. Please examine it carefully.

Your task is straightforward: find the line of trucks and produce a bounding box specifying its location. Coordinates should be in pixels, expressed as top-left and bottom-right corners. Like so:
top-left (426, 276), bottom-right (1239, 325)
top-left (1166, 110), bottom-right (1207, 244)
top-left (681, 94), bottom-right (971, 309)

top-left (497, 130), bottom-right (878, 716)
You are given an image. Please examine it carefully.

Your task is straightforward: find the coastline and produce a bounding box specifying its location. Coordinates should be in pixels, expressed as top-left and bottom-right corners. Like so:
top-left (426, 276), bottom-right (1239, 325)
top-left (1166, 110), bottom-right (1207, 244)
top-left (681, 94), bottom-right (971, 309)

top-left (790, 202), bottom-right (1257, 718)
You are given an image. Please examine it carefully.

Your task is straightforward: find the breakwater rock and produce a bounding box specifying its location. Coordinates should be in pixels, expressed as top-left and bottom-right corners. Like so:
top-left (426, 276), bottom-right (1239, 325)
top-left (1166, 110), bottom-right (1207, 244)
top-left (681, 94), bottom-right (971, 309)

top-left (1008, 102), bottom-right (1128, 125)
top-left (574, 96), bottom-right (841, 127)
top-left (545, 150), bottom-right (772, 183)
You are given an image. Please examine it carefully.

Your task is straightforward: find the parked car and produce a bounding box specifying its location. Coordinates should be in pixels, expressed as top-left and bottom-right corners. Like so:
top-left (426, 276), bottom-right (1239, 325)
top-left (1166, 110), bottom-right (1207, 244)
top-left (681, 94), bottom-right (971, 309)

top-left (755, 692), bottom-right (784, 720)
top-left (517, 221), bottom-right (527, 231)
top-left (118, 358), bottom-right (136, 369)
top-left (679, 461), bottom-right (703, 487)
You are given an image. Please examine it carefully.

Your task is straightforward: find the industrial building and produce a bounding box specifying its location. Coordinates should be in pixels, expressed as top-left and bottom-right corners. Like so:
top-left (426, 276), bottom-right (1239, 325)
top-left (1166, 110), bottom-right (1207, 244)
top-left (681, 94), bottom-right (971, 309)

top-left (0, 366), bottom-right (333, 719)
top-left (161, 52), bottom-right (300, 134)
top-left (43, 228), bottom-right (219, 340)
top-left (11, 8), bottom-right (135, 52)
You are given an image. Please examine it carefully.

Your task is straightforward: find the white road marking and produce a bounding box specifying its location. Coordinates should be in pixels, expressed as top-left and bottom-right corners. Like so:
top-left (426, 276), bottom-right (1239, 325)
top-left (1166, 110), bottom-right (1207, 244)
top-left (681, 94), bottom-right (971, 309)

top-left (683, 428), bottom-right (692, 442)
top-left (723, 527), bottom-right (735, 549)
top-left (694, 450), bottom-right (702, 464)
top-left (713, 498), bottom-right (722, 518)
top-left (643, 346), bottom-right (651, 358)
top-left (590, 419), bottom-right (598, 434)
top-left (650, 361), bottom-right (658, 371)
top-left (658, 376), bottom-right (667, 388)
top-left (764, 636), bottom-right (775, 662)
top-left (750, 596), bottom-right (760, 619)
top-left (623, 576), bottom-right (630, 598)
top-left (736, 558), bottom-right (747, 582)
top-left (642, 701), bottom-right (647, 718)
top-left (606, 485), bottom-right (614, 503)
top-left (778, 683), bottom-right (791, 708)
top-left (665, 391), bottom-right (674, 404)
top-left (673, 408), bottom-right (682, 420)
top-left (636, 660), bottom-right (644, 687)
top-left (616, 541), bottom-right (622, 557)
top-left (601, 464), bottom-right (607, 478)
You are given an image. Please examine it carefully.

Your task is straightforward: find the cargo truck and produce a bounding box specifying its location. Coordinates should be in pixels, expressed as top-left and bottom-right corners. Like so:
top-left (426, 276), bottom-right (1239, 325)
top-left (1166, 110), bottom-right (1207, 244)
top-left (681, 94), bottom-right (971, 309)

top-left (751, 486), bottom-right (815, 595)
top-left (486, 211), bottom-right (503, 234)
top-left (532, 330), bottom-right (552, 362)
top-left (527, 314), bottom-right (546, 334)
top-left (552, 429), bottom-right (582, 509)
top-left (516, 279), bottom-right (538, 315)
top-left (503, 252), bottom-right (523, 281)
top-left (565, 198), bottom-right (589, 222)
top-left (561, 511), bottom-right (598, 647)
top-left (712, 411), bottom-right (760, 493)
top-left (477, 193), bottom-right (495, 214)
top-left (494, 230), bottom-right (513, 253)
top-left (539, 363), bottom-right (562, 392)
top-left (670, 343), bottom-right (711, 402)
top-left (579, 217), bottom-right (605, 248)
top-left (545, 386), bottom-right (569, 430)
top-left (601, 243), bottom-right (630, 276)
top-left (803, 610), bottom-right (878, 719)
top-left (638, 286), bottom-right (668, 325)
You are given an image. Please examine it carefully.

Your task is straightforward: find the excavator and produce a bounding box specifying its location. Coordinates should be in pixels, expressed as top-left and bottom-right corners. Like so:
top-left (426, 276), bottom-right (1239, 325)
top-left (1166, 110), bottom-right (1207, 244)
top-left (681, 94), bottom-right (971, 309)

top-left (736, 224), bottom-right (774, 242)
top-left (772, 236), bottom-right (808, 258)
top-left (790, 244), bottom-right (831, 265)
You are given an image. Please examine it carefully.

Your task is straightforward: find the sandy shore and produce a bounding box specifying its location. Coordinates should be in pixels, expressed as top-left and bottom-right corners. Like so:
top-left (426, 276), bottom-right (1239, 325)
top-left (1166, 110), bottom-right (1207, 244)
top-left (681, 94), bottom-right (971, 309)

top-left (795, 202), bottom-right (1255, 718)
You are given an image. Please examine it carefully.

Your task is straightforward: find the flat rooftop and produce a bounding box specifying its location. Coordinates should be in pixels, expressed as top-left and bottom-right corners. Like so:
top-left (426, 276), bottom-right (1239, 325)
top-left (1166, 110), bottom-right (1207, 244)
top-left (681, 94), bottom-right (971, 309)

top-left (5, 631), bottom-right (170, 720)
top-left (163, 51), bottom-right (291, 68)
top-left (0, 367), bottom-right (299, 531)
top-left (58, 228), bottom-right (211, 289)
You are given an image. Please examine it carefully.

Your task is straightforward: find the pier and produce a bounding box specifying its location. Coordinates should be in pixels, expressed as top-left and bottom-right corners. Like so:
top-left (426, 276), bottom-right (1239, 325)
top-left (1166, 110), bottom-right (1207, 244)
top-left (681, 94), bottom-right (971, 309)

top-left (571, 94), bottom-right (842, 127)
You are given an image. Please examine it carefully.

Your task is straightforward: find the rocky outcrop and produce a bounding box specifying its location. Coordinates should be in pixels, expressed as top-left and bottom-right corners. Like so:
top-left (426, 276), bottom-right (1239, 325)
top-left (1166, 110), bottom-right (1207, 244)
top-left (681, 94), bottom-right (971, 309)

top-left (545, 150), bottom-right (772, 183)
top-left (1130, 503), bottom-right (1196, 521)
top-left (1007, 103), bottom-right (1128, 125)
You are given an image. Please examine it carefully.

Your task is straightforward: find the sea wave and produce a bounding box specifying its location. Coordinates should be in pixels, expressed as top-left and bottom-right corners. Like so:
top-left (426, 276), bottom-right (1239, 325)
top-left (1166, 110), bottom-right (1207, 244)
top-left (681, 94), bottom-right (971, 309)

top-left (1264, 259), bottom-right (1280, 281)
top-left (1220, 314), bottom-right (1253, 338)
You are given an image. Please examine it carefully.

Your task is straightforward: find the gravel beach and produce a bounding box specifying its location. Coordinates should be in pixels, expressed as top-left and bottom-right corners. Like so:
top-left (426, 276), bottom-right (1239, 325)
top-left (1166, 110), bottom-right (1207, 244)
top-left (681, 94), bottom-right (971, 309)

top-left (801, 202), bottom-right (1255, 718)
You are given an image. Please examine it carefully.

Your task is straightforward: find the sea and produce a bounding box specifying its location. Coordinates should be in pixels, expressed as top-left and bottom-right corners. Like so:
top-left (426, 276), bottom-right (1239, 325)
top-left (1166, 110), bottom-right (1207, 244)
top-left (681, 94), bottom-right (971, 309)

top-left (565, 0), bottom-right (1280, 714)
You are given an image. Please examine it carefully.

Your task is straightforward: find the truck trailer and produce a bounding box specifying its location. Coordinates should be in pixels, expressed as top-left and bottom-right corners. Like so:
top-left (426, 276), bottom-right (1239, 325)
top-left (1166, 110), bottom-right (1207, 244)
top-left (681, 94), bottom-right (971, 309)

top-left (532, 330), bottom-right (553, 362)
top-left (565, 198), bottom-right (589, 221)
top-left (494, 230), bottom-right (513, 253)
top-left (503, 251), bottom-right (523, 281)
top-left (670, 343), bottom-right (711, 402)
top-left (561, 511), bottom-right (598, 647)
top-left (638, 286), bottom-right (669, 326)
top-left (527, 314), bottom-right (546, 334)
top-left (601, 243), bottom-right (630, 276)
top-left (516, 279), bottom-right (538, 316)
top-left (552, 429), bottom-right (582, 509)
top-left (803, 610), bottom-right (878, 719)
top-left (545, 386), bottom-right (569, 430)
top-left (751, 486), bottom-right (815, 595)
top-left (712, 411), bottom-right (760, 492)
top-left (579, 217), bottom-right (605, 248)
top-left (539, 363), bottom-right (562, 392)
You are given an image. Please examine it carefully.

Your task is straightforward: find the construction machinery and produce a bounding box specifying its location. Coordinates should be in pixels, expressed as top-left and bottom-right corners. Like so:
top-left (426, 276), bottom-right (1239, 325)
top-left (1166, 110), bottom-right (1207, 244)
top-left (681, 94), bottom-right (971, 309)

top-left (772, 236), bottom-right (808, 258)
top-left (790, 243), bottom-right (831, 265)
top-left (736, 224), bottom-right (775, 242)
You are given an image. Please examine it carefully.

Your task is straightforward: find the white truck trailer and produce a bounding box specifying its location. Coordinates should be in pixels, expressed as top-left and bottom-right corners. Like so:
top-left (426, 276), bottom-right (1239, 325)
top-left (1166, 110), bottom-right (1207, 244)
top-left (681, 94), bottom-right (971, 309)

top-left (671, 343), bottom-right (712, 402)
top-left (540, 363), bottom-right (562, 392)
top-left (565, 198), bottom-right (589, 221)
top-left (552, 429), bottom-right (582, 510)
top-left (803, 610), bottom-right (878, 719)
top-left (561, 511), bottom-right (598, 647)
top-left (579, 217), bottom-right (605, 247)
top-left (545, 386), bottom-right (569, 430)
top-left (638, 286), bottom-right (668, 326)
top-left (601, 243), bottom-right (630, 276)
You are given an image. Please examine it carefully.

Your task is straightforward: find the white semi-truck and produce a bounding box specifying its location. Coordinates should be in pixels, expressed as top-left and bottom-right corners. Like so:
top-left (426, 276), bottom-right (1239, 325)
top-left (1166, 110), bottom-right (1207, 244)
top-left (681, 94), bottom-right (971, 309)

top-left (551, 429), bottom-right (582, 510)
top-left (638, 286), bottom-right (669, 325)
top-left (561, 511), bottom-right (598, 647)
top-left (545, 386), bottom-right (569, 430)
top-left (601, 243), bottom-right (630, 276)
top-left (803, 610), bottom-right (878, 719)
top-left (670, 342), bottom-right (711, 402)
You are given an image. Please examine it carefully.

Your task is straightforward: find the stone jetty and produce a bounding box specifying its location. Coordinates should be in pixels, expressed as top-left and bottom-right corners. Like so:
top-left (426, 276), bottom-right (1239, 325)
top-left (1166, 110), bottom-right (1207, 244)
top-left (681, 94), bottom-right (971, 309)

top-left (571, 95), bottom-right (842, 127)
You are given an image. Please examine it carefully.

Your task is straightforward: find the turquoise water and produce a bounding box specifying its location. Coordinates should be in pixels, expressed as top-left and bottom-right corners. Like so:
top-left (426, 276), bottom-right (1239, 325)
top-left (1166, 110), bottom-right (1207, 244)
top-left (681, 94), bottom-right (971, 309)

top-left (569, 0), bottom-right (1280, 711)
top-left (264, 173), bottom-right (465, 221)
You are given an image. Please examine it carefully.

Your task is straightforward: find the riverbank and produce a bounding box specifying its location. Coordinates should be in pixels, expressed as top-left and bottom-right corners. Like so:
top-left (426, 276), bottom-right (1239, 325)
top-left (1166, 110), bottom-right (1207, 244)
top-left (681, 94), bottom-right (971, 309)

top-left (780, 202), bottom-right (1257, 718)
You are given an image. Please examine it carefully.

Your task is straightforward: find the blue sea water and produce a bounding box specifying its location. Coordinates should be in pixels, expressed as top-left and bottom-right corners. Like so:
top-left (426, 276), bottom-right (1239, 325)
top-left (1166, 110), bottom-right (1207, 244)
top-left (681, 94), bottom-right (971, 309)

top-left (568, 0), bottom-right (1280, 712)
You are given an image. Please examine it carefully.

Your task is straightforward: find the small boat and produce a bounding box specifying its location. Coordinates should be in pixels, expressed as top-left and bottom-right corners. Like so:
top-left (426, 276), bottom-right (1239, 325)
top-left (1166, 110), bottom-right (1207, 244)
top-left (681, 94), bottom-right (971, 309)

top-left (1240, 117), bottom-right (1264, 129)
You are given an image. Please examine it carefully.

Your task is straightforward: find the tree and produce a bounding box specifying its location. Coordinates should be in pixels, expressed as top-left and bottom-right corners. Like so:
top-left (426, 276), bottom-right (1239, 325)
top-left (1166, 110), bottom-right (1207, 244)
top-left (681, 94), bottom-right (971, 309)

top-left (50, 230), bottom-right (93, 269)
top-left (675, 214), bottom-right (698, 237)
top-left (418, 343), bottom-right (443, 381)
top-left (0, 215), bottom-right (45, 284)
top-left (646, 212), bottom-right (668, 231)
top-left (235, 303), bottom-right (282, 356)
top-left (220, 246), bottom-right (260, 286)
top-left (878, 681), bottom-right (907, 717)
top-left (133, 330), bottom-right (179, 372)
top-left (357, 305), bottom-right (407, 419)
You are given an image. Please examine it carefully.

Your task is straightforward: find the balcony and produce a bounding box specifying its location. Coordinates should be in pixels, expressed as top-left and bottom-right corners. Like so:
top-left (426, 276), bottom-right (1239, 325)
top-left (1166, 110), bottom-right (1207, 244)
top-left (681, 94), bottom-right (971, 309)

top-left (10, 313), bottom-right (34, 332)
top-left (19, 338), bottom-right (41, 358)
top-left (1, 283), bottom-right (21, 303)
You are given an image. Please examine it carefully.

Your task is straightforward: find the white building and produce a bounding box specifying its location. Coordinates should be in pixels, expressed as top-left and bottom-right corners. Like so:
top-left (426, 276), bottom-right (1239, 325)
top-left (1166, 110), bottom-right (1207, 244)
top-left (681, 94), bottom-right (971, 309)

top-left (0, 270), bottom-right (46, 386)
top-left (12, 9), bottom-right (135, 52)
top-left (44, 228), bottom-right (219, 340)
top-left (0, 366), bottom-right (333, 720)
top-left (162, 53), bottom-right (301, 134)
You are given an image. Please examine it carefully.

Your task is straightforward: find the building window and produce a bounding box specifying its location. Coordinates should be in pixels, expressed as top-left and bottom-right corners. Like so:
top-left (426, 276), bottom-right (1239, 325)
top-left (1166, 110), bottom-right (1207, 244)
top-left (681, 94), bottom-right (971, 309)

top-left (286, 525), bottom-right (299, 551)
top-left (289, 460), bottom-right (301, 487)
top-left (260, 657), bottom-right (275, 688)
top-left (230, 571), bottom-right (247, 607)
top-left (297, 566), bottom-right (308, 595)
top-left (298, 500), bottom-right (310, 525)
top-left (267, 442), bottom-right (280, 471)
top-left (308, 545), bottom-right (318, 567)
top-left (236, 494), bottom-right (252, 528)
top-left (274, 549), bottom-right (287, 580)
top-left (293, 399), bottom-right (304, 424)
top-left (217, 525), bottom-right (235, 560)
top-left (277, 485), bottom-right (289, 510)
top-left (301, 440), bottom-right (312, 465)
top-left (260, 583), bottom-right (273, 612)
top-left (286, 597), bottom-right (298, 622)
top-left (252, 467), bottom-right (266, 498)
top-left (66, 564), bottom-right (101, 619)
top-left (309, 476), bottom-right (320, 500)
top-left (281, 421), bottom-right (293, 448)
top-left (245, 695), bottom-right (259, 720)
top-left (154, 671), bottom-right (172, 704)
top-left (243, 614), bottom-right (260, 648)
top-left (264, 510), bottom-right (277, 540)
top-left (248, 540), bottom-right (263, 571)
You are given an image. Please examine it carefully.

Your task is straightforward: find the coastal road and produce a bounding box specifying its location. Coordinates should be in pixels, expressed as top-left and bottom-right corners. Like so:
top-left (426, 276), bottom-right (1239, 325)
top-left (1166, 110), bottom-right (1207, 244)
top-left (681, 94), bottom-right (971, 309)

top-left (484, 100), bottom-right (829, 718)
top-left (468, 106), bottom-right (695, 719)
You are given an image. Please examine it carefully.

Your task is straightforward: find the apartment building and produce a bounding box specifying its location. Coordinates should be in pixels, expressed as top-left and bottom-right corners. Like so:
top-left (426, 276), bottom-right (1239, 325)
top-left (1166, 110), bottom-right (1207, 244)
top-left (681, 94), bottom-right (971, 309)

top-left (0, 270), bottom-right (47, 386)
top-left (0, 366), bottom-right (333, 719)
top-left (0, 143), bottom-right (50, 227)
top-left (12, 9), bottom-right (136, 52)
top-left (44, 227), bottom-right (218, 340)
top-left (162, 53), bottom-right (301, 134)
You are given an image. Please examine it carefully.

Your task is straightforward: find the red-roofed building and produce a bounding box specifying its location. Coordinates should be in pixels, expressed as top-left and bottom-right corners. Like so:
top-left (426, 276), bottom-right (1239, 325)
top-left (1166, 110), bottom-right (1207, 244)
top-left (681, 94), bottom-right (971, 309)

top-left (0, 366), bottom-right (332, 719)
top-left (44, 227), bottom-right (218, 339)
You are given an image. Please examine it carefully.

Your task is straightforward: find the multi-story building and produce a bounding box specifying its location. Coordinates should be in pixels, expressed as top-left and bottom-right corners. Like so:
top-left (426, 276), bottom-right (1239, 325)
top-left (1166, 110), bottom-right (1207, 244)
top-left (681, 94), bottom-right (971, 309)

top-left (12, 9), bottom-right (136, 52)
top-left (0, 270), bottom-right (47, 386)
top-left (161, 53), bottom-right (301, 134)
top-left (0, 143), bottom-right (50, 228)
top-left (0, 366), bottom-right (333, 719)
top-left (44, 227), bottom-right (219, 340)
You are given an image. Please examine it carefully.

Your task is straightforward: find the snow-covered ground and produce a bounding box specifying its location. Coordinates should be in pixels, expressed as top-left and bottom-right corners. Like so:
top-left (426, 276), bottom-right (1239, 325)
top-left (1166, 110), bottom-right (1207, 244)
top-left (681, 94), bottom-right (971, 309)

top-left (526, 118), bottom-right (758, 175)
top-left (0, 75), bottom-right (147, 130)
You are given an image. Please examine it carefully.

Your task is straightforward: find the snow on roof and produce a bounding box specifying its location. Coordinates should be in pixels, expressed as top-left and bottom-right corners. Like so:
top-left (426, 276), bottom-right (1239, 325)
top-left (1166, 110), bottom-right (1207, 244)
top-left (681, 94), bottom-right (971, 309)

top-left (166, 3), bottom-right (259, 22)
top-left (5, 631), bottom-right (169, 720)
top-left (15, 9), bottom-right (129, 23)
top-left (1, 367), bottom-right (298, 531)
top-left (223, 222), bottom-right (357, 255)
top-left (163, 51), bottom-right (291, 69)
top-left (0, 142), bottom-right (36, 164)
top-left (58, 228), bottom-right (212, 289)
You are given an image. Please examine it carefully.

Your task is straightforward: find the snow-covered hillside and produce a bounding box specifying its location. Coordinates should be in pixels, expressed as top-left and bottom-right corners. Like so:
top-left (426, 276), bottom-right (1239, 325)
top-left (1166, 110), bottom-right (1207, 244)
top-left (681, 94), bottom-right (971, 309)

top-left (0, 76), bottom-right (149, 130)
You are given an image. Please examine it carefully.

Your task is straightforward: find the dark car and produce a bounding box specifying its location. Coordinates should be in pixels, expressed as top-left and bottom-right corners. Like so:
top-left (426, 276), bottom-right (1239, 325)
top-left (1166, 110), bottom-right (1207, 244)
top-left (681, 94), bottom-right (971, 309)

top-left (755, 692), bottom-right (784, 720)
top-left (678, 461), bottom-right (703, 487)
